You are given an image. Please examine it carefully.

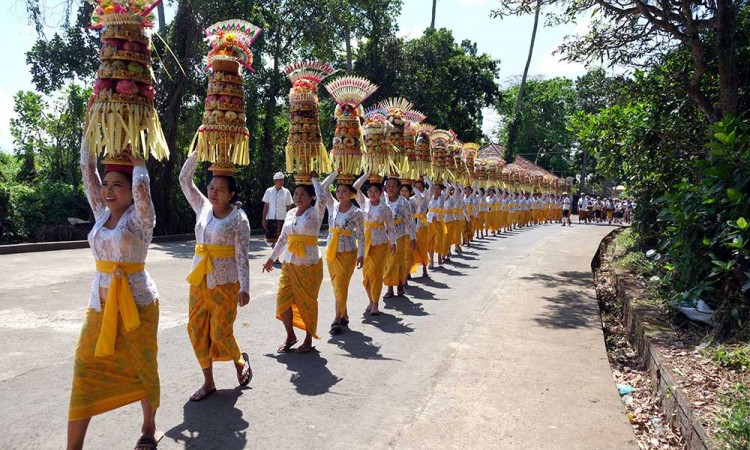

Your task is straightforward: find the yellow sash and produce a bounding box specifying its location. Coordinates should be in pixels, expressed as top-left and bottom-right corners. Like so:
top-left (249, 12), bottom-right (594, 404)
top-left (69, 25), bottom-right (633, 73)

top-left (326, 227), bottom-right (353, 261)
top-left (394, 218), bottom-right (403, 225)
top-left (94, 261), bottom-right (145, 357)
top-left (186, 243), bottom-right (236, 287)
top-left (288, 234), bottom-right (318, 258)
top-left (364, 221), bottom-right (385, 257)
top-left (414, 212), bottom-right (428, 226)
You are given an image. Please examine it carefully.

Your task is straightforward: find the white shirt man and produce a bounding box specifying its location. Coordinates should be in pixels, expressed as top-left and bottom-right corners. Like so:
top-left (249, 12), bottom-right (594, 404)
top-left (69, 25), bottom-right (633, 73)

top-left (561, 192), bottom-right (572, 226)
top-left (262, 172), bottom-right (293, 246)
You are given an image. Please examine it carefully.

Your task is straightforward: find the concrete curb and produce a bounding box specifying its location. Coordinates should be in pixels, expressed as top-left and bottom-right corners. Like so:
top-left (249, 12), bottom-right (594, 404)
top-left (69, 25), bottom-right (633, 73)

top-left (594, 230), bottom-right (717, 450)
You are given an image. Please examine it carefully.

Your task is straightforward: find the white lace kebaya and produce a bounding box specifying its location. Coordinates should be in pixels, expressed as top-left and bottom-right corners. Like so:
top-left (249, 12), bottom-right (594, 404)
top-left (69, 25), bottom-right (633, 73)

top-left (322, 172), bottom-right (365, 257)
top-left (268, 177), bottom-right (327, 266)
top-left (354, 173), bottom-right (397, 247)
top-left (179, 151), bottom-right (251, 293)
top-left (81, 144), bottom-right (159, 312)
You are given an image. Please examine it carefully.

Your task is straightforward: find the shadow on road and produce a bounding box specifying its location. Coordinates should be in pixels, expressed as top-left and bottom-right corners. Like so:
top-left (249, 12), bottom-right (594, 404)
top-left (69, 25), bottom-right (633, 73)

top-left (527, 270), bottom-right (599, 329)
top-left (327, 329), bottom-right (398, 361)
top-left (164, 389), bottom-right (249, 450)
top-left (404, 284), bottom-right (440, 301)
top-left (445, 259), bottom-right (477, 270)
top-left (412, 276), bottom-right (449, 290)
top-left (431, 265), bottom-right (466, 277)
top-left (361, 311), bottom-right (414, 334)
top-left (520, 271), bottom-right (592, 288)
top-left (265, 352), bottom-right (343, 396)
top-left (383, 295), bottom-right (429, 316)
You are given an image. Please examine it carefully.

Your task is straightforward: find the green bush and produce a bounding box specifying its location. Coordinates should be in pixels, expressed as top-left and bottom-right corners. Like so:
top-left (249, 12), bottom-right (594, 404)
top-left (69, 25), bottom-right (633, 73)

top-left (657, 117), bottom-right (750, 337)
top-left (716, 384), bottom-right (750, 449)
top-left (0, 180), bottom-right (89, 244)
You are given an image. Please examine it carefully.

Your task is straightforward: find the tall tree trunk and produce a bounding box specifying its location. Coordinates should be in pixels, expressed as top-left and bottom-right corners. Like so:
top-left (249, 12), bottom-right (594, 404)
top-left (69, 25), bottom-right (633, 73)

top-left (151, 1), bottom-right (199, 234)
top-left (345, 26), bottom-right (353, 75)
top-left (431, 0), bottom-right (436, 29)
top-left (715, 0), bottom-right (738, 119)
top-left (506, 0), bottom-right (540, 161)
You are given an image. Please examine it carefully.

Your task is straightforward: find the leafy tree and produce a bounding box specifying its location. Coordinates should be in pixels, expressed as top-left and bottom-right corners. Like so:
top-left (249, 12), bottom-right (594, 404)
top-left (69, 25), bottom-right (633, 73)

top-left (492, 0), bottom-right (746, 122)
top-left (496, 77), bottom-right (577, 178)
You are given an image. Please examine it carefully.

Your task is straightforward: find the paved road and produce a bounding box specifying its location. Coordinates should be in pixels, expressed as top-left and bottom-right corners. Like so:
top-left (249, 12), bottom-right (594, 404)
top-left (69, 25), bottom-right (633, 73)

top-left (0, 222), bottom-right (637, 449)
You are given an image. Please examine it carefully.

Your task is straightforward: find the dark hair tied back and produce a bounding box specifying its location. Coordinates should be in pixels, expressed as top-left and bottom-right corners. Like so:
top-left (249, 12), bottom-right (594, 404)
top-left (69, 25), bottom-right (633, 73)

top-left (212, 175), bottom-right (240, 203)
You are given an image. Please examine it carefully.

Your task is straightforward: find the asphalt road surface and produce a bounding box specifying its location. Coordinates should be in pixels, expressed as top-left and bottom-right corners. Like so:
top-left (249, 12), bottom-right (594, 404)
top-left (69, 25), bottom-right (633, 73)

top-left (0, 222), bottom-right (637, 449)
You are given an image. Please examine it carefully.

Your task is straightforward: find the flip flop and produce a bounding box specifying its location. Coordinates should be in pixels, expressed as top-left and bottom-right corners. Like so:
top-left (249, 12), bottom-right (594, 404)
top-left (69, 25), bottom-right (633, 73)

top-left (238, 353), bottom-right (252, 386)
top-left (189, 386), bottom-right (216, 402)
top-left (277, 338), bottom-right (298, 353)
top-left (294, 344), bottom-right (315, 354)
top-left (134, 435), bottom-right (158, 450)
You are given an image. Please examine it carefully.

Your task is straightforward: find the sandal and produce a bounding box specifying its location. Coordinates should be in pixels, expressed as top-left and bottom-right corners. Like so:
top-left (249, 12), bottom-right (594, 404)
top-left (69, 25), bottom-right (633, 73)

top-left (295, 344), bottom-right (315, 354)
top-left (189, 386), bottom-right (216, 402)
top-left (134, 435), bottom-right (158, 450)
top-left (340, 317), bottom-right (350, 327)
top-left (330, 321), bottom-right (342, 335)
top-left (238, 353), bottom-right (252, 386)
top-left (277, 338), bottom-right (298, 353)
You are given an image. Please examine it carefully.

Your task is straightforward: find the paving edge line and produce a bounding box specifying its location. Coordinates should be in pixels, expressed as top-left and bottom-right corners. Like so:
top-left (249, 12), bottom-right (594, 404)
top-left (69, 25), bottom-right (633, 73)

top-left (593, 230), bottom-right (717, 450)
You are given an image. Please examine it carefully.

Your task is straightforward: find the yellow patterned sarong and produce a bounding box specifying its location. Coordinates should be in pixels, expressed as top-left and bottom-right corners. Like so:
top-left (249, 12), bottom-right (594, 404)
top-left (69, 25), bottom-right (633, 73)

top-left (69, 302), bottom-right (159, 421)
top-left (188, 281), bottom-right (243, 369)
top-left (277, 260), bottom-right (323, 339)
top-left (412, 225), bottom-right (429, 270)
top-left (363, 243), bottom-right (388, 303)
top-left (327, 250), bottom-right (357, 316)
top-left (385, 234), bottom-right (409, 286)
top-left (428, 220), bottom-right (445, 255)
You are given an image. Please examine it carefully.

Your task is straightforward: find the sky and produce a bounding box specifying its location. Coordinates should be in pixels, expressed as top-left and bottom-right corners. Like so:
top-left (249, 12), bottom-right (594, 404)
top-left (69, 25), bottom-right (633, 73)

top-left (0, 0), bottom-right (596, 152)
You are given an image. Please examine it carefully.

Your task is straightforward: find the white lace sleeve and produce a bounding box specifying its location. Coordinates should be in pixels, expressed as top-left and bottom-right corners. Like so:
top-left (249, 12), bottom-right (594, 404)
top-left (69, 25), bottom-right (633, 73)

top-left (235, 213), bottom-right (251, 293)
top-left (354, 172), bottom-right (368, 206)
top-left (131, 165), bottom-right (155, 229)
top-left (404, 200), bottom-right (416, 240)
top-left (312, 177), bottom-right (327, 219)
top-left (179, 151), bottom-right (208, 213)
top-left (80, 141), bottom-right (105, 217)
top-left (353, 209), bottom-right (365, 258)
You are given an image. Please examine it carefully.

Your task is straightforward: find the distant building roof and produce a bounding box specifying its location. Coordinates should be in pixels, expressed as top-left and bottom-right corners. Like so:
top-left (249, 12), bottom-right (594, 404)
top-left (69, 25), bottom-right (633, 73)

top-left (477, 143), bottom-right (505, 160)
top-left (511, 155), bottom-right (557, 179)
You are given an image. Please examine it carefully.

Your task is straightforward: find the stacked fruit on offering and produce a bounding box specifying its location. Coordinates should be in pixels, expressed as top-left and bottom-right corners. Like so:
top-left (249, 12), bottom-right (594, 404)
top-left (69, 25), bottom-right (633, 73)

top-left (324, 76), bottom-right (378, 180)
top-left (474, 159), bottom-right (488, 187)
top-left (85, 0), bottom-right (168, 163)
top-left (194, 20), bottom-right (261, 175)
top-left (362, 107), bottom-right (395, 176)
top-left (380, 98), bottom-right (414, 176)
top-left (403, 110), bottom-right (426, 178)
top-left (463, 142), bottom-right (479, 180)
top-left (413, 123), bottom-right (434, 178)
top-left (284, 61), bottom-right (336, 181)
top-left (430, 129), bottom-right (452, 182)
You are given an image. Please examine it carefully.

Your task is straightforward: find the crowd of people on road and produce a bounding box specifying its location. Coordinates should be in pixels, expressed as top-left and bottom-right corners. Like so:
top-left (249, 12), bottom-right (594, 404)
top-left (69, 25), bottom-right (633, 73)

top-left (69, 118), bottom-right (643, 450)
top-left (576, 194), bottom-right (635, 225)
top-left (70, 136), bottom-right (618, 448)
